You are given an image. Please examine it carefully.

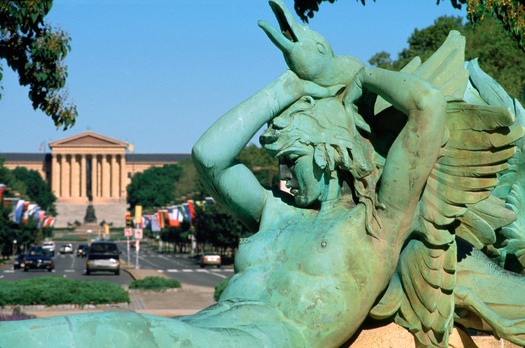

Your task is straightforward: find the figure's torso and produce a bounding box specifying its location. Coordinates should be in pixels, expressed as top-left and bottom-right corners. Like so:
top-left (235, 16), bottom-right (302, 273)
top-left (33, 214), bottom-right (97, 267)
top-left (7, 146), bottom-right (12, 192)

top-left (221, 193), bottom-right (395, 346)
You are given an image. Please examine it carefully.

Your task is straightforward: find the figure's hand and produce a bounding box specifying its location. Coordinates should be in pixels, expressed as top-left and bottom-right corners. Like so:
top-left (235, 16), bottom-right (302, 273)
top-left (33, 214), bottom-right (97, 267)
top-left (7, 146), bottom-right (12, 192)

top-left (280, 70), bottom-right (344, 101)
top-left (343, 67), bottom-right (365, 108)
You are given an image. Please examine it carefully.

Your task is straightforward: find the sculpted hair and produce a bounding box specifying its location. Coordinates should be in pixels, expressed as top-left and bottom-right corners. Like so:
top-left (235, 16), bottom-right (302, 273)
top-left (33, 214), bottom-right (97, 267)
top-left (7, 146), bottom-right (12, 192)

top-left (260, 95), bottom-right (383, 237)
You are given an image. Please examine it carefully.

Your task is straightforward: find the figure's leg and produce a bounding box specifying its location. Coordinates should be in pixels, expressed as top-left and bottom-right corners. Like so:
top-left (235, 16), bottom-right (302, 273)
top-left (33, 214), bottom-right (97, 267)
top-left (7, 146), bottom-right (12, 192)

top-left (0, 311), bottom-right (288, 348)
top-left (454, 246), bottom-right (525, 346)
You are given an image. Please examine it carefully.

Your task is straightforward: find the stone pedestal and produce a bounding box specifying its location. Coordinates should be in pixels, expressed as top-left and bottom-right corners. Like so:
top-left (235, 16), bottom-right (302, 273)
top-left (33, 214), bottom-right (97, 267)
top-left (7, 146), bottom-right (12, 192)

top-left (350, 323), bottom-right (520, 348)
top-left (84, 204), bottom-right (97, 224)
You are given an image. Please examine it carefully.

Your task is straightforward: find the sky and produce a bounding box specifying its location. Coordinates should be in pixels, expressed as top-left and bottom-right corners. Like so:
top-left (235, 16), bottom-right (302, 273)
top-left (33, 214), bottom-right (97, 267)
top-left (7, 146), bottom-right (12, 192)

top-left (0, 0), bottom-right (464, 154)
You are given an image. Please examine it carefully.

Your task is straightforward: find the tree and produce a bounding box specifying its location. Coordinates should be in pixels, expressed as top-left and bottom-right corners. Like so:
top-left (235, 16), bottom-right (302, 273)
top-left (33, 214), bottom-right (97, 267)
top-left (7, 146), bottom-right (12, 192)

top-left (369, 16), bottom-right (525, 102)
top-left (0, 157), bottom-right (57, 214)
top-left (293, 0), bottom-right (525, 51)
top-left (127, 164), bottom-right (182, 210)
top-left (12, 167), bottom-right (56, 214)
top-left (172, 159), bottom-right (199, 202)
top-left (0, 1), bottom-right (77, 129)
top-left (237, 143), bottom-right (279, 188)
top-left (194, 203), bottom-right (251, 252)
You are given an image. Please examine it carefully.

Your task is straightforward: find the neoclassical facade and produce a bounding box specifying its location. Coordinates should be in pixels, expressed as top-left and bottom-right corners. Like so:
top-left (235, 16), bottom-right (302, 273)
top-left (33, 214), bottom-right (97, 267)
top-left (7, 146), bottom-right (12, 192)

top-left (49, 132), bottom-right (128, 205)
top-left (2, 131), bottom-right (191, 227)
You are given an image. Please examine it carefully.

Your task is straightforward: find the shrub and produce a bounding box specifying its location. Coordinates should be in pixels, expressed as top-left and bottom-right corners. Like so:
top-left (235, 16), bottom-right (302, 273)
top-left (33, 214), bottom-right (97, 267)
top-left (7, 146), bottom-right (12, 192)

top-left (214, 276), bottom-right (232, 301)
top-left (0, 277), bottom-right (129, 306)
top-left (129, 276), bottom-right (181, 291)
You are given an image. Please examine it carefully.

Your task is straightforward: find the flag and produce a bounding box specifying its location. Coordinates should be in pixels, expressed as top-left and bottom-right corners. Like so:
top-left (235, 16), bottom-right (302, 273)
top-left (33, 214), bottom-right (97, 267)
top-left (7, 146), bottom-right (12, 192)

top-left (27, 204), bottom-right (39, 224)
top-left (21, 202), bottom-right (30, 224)
top-left (0, 184), bottom-right (5, 202)
top-left (142, 215), bottom-right (151, 229)
top-left (151, 213), bottom-right (161, 232)
top-left (38, 142), bottom-right (45, 152)
top-left (187, 200), bottom-right (196, 223)
top-left (162, 210), bottom-right (169, 227)
top-left (155, 211), bottom-right (165, 229)
top-left (178, 205), bottom-right (188, 222)
top-left (167, 206), bottom-right (181, 227)
top-left (182, 203), bottom-right (191, 223)
top-left (127, 143), bottom-right (134, 153)
top-left (14, 200), bottom-right (24, 224)
top-left (43, 217), bottom-right (55, 228)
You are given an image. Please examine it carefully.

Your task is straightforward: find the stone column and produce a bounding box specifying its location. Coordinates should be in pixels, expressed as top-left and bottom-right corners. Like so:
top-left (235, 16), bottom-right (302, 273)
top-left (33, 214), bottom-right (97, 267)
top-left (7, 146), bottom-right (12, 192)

top-left (102, 155), bottom-right (110, 198)
top-left (111, 154), bottom-right (118, 198)
top-left (61, 155), bottom-right (71, 198)
top-left (91, 155), bottom-right (98, 199)
top-left (119, 154), bottom-right (125, 199)
top-left (52, 155), bottom-right (60, 198)
top-left (71, 155), bottom-right (79, 198)
top-left (60, 155), bottom-right (68, 198)
top-left (80, 155), bottom-right (86, 199)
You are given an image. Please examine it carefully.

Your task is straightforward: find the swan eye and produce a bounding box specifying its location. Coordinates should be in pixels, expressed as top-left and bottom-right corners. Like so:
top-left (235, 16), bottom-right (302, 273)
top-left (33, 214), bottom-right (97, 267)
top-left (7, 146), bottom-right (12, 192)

top-left (316, 43), bottom-right (326, 55)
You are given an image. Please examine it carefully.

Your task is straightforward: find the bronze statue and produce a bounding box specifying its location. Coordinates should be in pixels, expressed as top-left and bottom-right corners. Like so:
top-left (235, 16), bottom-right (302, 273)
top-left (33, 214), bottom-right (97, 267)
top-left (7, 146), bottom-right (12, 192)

top-left (1, 1), bottom-right (524, 347)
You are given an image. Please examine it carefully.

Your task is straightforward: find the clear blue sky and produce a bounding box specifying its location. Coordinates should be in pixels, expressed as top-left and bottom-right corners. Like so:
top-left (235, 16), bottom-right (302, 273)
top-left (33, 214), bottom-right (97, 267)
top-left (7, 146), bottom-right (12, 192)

top-left (1, 0), bottom-right (463, 154)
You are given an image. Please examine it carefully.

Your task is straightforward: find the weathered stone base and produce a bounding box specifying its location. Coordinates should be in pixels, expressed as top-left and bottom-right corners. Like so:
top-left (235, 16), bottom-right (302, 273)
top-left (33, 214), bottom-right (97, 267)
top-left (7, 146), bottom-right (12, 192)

top-left (351, 323), bottom-right (520, 347)
top-left (55, 202), bottom-right (127, 228)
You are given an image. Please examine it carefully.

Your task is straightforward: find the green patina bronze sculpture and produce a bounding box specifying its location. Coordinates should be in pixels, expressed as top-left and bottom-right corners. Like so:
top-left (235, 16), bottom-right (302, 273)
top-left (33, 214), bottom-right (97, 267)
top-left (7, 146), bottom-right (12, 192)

top-left (1, 1), bottom-right (525, 347)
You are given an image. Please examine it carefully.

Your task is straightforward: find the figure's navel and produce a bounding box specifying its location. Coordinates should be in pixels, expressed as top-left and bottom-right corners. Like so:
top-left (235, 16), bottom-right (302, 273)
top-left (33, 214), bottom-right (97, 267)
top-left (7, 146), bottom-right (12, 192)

top-left (317, 239), bottom-right (329, 253)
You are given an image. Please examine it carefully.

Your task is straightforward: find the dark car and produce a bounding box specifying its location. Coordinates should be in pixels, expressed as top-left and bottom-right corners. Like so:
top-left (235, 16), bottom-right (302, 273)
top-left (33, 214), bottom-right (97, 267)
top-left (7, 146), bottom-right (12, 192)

top-left (13, 253), bottom-right (26, 270)
top-left (23, 247), bottom-right (54, 272)
top-left (86, 241), bottom-right (120, 275)
top-left (77, 244), bottom-right (89, 257)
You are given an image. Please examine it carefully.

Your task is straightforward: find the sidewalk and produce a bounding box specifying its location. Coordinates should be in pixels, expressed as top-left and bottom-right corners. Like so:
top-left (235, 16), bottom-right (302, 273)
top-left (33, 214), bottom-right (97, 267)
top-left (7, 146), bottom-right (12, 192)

top-left (0, 260), bottom-right (217, 319)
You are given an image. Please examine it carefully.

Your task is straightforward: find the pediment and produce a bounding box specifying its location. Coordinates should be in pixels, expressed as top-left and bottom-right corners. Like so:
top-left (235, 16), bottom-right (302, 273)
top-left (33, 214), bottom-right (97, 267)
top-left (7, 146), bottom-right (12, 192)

top-left (49, 131), bottom-right (128, 149)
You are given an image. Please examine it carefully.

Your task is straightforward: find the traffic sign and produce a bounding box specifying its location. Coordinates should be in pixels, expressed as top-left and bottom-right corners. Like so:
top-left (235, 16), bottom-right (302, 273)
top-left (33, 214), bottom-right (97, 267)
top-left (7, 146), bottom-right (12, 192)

top-left (134, 228), bottom-right (143, 240)
top-left (124, 228), bottom-right (133, 237)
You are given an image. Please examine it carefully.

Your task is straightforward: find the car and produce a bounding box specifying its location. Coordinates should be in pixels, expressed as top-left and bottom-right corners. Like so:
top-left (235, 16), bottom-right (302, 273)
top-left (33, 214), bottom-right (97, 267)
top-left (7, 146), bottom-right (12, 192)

top-left (86, 241), bottom-right (120, 275)
top-left (13, 253), bottom-right (26, 270)
top-left (23, 247), bottom-right (54, 272)
top-left (200, 253), bottom-right (221, 268)
top-left (42, 241), bottom-right (55, 256)
top-left (77, 244), bottom-right (89, 257)
top-left (59, 243), bottom-right (74, 254)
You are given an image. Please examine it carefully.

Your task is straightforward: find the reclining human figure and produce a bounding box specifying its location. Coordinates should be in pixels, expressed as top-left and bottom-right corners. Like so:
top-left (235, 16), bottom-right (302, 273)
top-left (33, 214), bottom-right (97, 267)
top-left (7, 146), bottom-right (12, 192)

top-left (1, 1), bottom-right (525, 347)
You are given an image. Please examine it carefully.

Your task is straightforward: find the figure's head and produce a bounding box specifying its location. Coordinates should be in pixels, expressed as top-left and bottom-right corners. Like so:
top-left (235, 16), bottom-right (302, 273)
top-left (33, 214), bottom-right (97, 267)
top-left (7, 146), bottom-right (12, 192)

top-left (260, 95), bottom-right (376, 207)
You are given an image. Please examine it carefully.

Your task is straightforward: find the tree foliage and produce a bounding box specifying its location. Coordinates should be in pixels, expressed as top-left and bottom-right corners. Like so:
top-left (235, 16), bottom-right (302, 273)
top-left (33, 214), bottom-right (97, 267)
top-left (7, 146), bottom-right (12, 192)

top-left (0, 158), bottom-right (56, 254)
top-left (194, 203), bottom-right (252, 251)
top-left (0, 157), bottom-right (56, 214)
top-left (11, 167), bottom-right (56, 214)
top-left (237, 143), bottom-right (279, 189)
top-left (172, 159), bottom-right (199, 202)
top-left (127, 164), bottom-right (182, 210)
top-left (369, 15), bottom-right (525, 101)
top-left (0, 0), bottom-right (77, 129)
top-left (293, 0), bottom-right (525, 51)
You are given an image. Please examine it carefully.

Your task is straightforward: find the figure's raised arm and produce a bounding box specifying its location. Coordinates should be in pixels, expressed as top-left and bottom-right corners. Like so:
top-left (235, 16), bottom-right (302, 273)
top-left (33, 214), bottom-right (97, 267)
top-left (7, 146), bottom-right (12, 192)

top-left (192, 71), bottom-right (341, 230)
top-left (345, 67), bottom-right (446, 235)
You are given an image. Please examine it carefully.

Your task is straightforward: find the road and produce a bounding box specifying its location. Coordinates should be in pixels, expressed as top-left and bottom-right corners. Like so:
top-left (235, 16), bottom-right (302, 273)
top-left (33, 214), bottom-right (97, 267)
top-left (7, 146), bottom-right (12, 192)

top-left (1, 242), bottom-right (233, 288)
top-left (119, 241), bottom-right (234, 287)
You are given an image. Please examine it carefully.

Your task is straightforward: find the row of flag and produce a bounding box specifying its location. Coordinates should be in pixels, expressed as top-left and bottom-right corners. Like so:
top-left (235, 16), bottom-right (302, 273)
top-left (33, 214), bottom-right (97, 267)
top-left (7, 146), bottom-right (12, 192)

top-left (0, 183), bottom-right (56, 228)
top-left (129, 198), bottom-right (214, 233)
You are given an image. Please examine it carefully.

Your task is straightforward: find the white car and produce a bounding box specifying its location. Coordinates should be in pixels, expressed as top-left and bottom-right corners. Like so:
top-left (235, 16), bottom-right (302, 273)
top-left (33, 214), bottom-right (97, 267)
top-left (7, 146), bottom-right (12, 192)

top-left (59, 243), bottom-right (74, 254)
top-left (200, 253), bottom-right (221, 268)
top-left (42, 241), bottom-right (56, 256)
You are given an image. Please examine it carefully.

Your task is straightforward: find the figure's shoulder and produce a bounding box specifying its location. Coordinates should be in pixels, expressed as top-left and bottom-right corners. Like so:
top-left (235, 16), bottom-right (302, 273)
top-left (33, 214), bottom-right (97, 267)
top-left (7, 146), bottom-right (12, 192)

top-left (263, 188), bottom-right (296, 213)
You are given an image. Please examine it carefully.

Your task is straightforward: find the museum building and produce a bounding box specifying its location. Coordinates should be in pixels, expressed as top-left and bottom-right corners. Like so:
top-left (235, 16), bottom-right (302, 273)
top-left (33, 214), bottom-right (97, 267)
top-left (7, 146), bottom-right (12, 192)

top-left (0, 131), bottom-right (191, 228)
